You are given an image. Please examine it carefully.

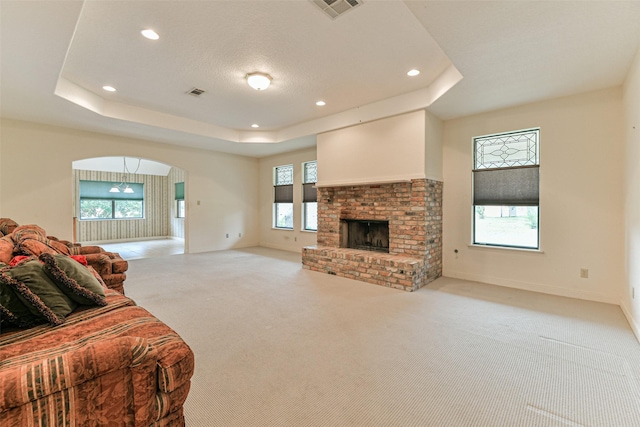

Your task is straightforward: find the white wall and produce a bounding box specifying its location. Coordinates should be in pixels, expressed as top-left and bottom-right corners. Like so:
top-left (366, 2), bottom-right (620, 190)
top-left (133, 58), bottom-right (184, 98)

top-left (425, 110), bottom-right (444, 182)
top-left (258, 147), bottom-right (317, 253)
top-left (0, 119), bottom-right (259, 253)
top-left (622, 48), bottom-right (640, 338)
top-left (443, 87), bottom-right (625, 304)
top-left (317, 111), bottom-right (427, 187)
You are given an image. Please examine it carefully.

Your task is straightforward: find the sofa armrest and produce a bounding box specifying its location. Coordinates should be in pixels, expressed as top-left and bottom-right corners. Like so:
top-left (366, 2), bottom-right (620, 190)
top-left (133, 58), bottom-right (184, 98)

top-left (74, 245), bottom-right (105, 255)
top-left (0, 336), bottom-right (153, 412)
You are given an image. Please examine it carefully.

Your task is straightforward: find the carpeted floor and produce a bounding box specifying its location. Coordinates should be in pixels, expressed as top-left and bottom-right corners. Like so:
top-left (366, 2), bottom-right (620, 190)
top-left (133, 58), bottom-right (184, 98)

top-left (124, 247), bottom-right (640, 426)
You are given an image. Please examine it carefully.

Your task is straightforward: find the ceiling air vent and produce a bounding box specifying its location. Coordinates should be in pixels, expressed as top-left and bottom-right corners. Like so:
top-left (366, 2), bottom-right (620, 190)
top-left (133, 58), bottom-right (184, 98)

top-left (311, 0), bottom-right (362, 19)
top-left (187, 88), bottom-right (206, 97)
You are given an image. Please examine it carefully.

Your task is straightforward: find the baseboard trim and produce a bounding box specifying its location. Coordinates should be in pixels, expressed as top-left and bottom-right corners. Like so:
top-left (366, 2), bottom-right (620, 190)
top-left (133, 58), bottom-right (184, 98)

top-left (442, 270), bottom-right (619, 305)
top-left (80, 236), bottom-right (183, 245)
top-left (620, 301), bottom-right (640, 343)
top-left (258, 242), bottom-right (301, 254)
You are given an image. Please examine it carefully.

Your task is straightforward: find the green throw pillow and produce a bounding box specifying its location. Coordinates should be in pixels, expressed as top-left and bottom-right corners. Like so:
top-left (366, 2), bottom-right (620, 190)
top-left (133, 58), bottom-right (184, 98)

top-left (39, 253), bottom-right (107, 306)
top-left (0, 261), bottom-right (38, 327)
top-left (0, 260), bottom-right (76, 326)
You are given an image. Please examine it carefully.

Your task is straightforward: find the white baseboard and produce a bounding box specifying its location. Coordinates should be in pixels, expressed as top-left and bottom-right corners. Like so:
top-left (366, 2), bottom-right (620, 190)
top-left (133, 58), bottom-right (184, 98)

top-left (443, 269), bottom-right (619, 305)
top-left (620, 301), bottom-right (640, 343)
top-left (258, 242), bottom-right (302, 254)
top-left (80, 236), bottom-right (183, 245)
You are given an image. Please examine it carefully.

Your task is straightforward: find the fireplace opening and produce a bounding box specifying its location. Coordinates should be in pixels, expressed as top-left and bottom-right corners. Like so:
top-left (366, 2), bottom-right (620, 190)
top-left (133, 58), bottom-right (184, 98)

top-left (340, 219), bottom-right (389, 253)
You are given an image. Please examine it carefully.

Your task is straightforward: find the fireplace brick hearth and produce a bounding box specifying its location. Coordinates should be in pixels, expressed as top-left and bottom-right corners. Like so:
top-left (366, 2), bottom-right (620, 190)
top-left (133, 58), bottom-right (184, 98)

top-left (302, 178), bottom-right (442, 291)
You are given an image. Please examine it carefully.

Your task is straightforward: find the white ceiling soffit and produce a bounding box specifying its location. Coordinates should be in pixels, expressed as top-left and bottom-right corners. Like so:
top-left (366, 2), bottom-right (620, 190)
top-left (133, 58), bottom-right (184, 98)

top-left (4, 1), bottom-right (638, 158)
top-left (53, 0), bottom-right (461, 145)
top-left (405, 1), bottom-right (640, 120)
top-left (72, 157), bottom-right (172, 176)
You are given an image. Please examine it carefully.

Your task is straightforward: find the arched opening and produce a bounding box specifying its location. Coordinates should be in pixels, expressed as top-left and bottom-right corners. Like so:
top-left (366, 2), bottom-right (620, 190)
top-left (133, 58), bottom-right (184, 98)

top-left (72, 157), bottom-right (186, 259)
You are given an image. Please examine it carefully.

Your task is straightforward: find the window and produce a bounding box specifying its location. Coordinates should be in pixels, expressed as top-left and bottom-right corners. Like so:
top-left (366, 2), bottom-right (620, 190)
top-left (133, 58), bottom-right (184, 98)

top-left (274, 165), bottom-right (294, 229)
top-left (175, 182), bottom-right (185, 218)
top-left (302, 161), bottom-right (318, 231)
top-left (79, 180), bottom-right (144, 220)
top-left (473, 129), bottom-right (539, 249)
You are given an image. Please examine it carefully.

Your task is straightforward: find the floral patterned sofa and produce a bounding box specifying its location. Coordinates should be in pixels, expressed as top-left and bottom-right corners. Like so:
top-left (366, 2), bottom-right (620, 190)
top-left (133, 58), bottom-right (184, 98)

top-left (0, 219), bottom-right (128, 294)
top-left (0, 219), bottom-right (194, 426)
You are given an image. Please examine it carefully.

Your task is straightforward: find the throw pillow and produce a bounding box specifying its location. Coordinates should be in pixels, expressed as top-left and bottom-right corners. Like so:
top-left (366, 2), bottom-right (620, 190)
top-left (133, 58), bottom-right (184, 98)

top-left (0, 218), bottom-right (18, 235)
top-left (0, 261), bottom-right (35, 327)
top-left (0, 236), bottom-right (14, 264)
top-left (39, 253), bottom-right (107, 306)
top-left (0, 259), bottom-right (75, 326)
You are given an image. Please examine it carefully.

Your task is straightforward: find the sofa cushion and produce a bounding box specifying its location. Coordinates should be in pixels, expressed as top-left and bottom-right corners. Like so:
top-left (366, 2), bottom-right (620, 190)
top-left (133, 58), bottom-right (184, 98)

top-left (39, 253), bottom-right (107, 307)
top-left (16, 235), bottom-right (70, 257)
top-left (0, 218), bottom-right (18, 236)
top-left (0, 236), bottom-right (14, 264)
top-left (0, 260), bottom-right (76, 326)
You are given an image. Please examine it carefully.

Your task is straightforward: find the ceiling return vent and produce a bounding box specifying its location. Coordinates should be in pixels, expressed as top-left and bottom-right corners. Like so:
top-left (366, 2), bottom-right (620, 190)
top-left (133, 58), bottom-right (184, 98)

top-left (311, 0), bottom-right (362, 19)
top-left (186, 87), bottom-right (206, 97)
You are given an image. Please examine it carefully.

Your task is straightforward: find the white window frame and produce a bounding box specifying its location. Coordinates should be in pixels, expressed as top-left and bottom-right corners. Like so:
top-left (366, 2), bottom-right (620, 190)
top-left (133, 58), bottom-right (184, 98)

top-left (472, 128), bottom-right (540, 250)
top-left (273, 164), bottom-right (294, 230)
top-left (302, 160), bottom-right (318, 232)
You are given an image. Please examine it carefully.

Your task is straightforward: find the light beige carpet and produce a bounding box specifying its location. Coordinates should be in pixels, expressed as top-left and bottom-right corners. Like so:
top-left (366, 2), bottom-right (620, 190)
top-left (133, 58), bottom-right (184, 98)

top-left (125, 247), bottom-right (640, 426)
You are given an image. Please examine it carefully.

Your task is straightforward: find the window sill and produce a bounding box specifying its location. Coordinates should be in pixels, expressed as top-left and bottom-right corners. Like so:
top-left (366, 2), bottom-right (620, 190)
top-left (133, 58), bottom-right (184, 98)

top-left (79, 218), bottom-right (145, 221)
top-left (301, 229), bottom-right (317, 233)
top-left (467, 244), bottom-right (544, 254)
top-left (272, 227), bottom-right (294, 231)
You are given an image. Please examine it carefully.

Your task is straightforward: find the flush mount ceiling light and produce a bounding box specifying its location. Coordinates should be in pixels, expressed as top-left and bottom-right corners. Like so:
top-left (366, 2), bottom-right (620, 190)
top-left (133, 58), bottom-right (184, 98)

top-left (141, 29), bottom-right (159, 40)
top-left (102, 85), bottom-right (116, 92)
top-left (316, 100), bottom-right (326, 106)
top-left (246, 72), bottom-right (272, 91)
top-left (251, 124), bottom-right (260, 128)
top-left (407, 69), bottom-right (420, 77)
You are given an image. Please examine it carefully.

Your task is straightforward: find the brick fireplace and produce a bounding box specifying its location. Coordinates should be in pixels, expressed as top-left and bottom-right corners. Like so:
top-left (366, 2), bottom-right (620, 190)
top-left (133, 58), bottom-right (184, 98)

top-left (302, 178), bottom-right (442, 291)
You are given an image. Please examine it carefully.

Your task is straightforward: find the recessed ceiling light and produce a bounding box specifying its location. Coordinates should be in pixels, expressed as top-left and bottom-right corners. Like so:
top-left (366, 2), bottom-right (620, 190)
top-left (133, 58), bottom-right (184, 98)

top-left (251, 124), bottom-right (259, 128)
top-left (316, 101), bottom-right (326, 106)
top-left (407, 69), bottom-right (420, 77)
top-left (141, 29), bottom-right (159, 40)
top-left (102, 85), bottom-right (116, 92)
top-left (246, 72), bottom-right (272, 91)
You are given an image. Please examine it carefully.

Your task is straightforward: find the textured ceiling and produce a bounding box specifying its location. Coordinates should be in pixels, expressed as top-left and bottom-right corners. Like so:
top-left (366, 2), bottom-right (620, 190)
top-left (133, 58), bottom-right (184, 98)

top-left (1, 1), bottom-right (639, 158)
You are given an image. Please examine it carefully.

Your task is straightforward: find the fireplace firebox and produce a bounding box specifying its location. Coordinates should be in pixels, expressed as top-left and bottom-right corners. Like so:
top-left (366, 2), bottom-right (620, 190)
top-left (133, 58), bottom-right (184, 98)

top-left (340, 219), bottom-right (389, 253)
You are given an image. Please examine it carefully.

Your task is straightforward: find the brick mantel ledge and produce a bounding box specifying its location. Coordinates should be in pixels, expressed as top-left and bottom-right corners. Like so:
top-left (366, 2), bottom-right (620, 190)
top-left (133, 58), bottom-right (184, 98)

top-left (302, 245), bottom-right (427, 292)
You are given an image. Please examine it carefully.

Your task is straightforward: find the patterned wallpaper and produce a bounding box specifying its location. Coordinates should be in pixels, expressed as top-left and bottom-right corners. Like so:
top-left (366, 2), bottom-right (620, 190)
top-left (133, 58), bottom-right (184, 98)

top-left (168, 167), bottom-right (185, 239)
top-left (73, 169), bottom-right (171, 242)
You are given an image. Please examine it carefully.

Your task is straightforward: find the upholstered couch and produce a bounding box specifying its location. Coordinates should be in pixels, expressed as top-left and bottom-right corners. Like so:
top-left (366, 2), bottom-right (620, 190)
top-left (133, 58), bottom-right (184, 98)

top-left (0, 219), bottom-right (194, 426)
top-left (0, 219), bottom-right (128, 294)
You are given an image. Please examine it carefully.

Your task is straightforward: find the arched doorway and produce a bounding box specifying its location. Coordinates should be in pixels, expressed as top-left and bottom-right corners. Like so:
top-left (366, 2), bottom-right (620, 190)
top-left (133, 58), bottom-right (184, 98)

top-left (72, 157), bottom-right (186, 260)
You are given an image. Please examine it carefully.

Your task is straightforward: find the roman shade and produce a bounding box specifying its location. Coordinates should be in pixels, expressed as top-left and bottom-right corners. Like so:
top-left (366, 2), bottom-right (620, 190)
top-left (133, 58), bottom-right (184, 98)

top-left (473, 165), bottom-right (539, 206)
top-left (79, 180), bottom-right (143, 201)
top-left (175, 182), bottom-right (184, 200)
top-left (274, 185), bottom-right (293, 203)
top-left (302, 183), bottom-right (317, 203)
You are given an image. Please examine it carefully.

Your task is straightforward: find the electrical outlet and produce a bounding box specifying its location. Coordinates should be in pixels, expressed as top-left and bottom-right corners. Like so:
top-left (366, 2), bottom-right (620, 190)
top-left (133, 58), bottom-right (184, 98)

top-left (226, 233), bottom-right (229, 238)
top-left (580, 268), bottom-right (589, 279)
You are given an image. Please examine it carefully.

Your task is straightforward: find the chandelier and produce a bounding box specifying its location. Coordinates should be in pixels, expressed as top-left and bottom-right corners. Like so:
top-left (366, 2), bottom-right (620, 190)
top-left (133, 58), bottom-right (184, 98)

top-left (110, 157), bottom-right (141, 193)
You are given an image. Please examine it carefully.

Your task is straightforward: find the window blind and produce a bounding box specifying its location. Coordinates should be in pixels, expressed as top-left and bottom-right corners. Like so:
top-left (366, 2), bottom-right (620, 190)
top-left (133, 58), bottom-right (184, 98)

top-left (175, 182), bottom-right (184, 200)
top-left (274, 185), bottom-right (294, 203)
top-left (79, 180), bottom-right (144, 201)
top-left (302, 183), bottom-right (317, 203)
top-left (473, 165), bottom-right (539, 206)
